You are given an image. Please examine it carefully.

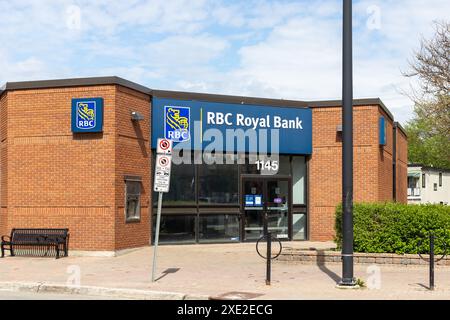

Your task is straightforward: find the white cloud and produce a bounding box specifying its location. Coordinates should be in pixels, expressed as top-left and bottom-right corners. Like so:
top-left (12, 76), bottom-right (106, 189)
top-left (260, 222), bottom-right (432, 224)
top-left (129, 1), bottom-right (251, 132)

top-left (1, 0), bottom-right (449, 126)
top-left (212, 4), bottom-right (246, 28)
top-left (0, 51), bottom-right (55, 81)
top-left (201, 0), bottom-right (450, 125)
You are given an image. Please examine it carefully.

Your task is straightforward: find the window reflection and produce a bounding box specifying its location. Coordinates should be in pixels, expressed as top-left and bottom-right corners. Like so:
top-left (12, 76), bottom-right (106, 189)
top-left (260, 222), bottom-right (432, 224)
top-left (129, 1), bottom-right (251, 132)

top-left (198, 155), bottom-right (238, 204)
top-left (199, 215), bottom-right (240, 243)
top-left (155, 215), bottom-right (196, 244)
top-left (162, 162), bottom-right (196, 206)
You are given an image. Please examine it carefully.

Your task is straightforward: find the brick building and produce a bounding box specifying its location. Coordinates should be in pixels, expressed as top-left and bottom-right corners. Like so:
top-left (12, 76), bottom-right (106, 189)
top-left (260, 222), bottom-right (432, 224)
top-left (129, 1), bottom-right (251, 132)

top-left (0, 77), bottom-right (407, 254)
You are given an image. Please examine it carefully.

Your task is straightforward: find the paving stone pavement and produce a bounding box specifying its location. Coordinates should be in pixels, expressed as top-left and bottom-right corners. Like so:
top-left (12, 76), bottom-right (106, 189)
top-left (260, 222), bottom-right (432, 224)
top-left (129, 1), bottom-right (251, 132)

top-left (1, 242), bottom-right (450, 300)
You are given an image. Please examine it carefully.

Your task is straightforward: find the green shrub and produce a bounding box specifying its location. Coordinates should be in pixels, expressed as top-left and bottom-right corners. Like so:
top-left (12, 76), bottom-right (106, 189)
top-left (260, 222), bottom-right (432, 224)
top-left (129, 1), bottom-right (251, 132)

top-left (335, 203), bottom-right (450, 254)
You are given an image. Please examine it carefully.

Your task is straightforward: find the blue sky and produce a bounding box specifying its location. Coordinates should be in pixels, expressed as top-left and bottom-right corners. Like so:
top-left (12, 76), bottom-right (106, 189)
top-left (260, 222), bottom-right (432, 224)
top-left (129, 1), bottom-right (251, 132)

top-left (1, 0), bottom-right (449, 125)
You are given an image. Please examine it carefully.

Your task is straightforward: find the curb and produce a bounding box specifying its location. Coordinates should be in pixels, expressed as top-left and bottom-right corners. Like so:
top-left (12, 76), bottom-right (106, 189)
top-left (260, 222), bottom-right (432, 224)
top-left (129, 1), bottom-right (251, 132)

top-left (0, 282), bottom-right (210, 300)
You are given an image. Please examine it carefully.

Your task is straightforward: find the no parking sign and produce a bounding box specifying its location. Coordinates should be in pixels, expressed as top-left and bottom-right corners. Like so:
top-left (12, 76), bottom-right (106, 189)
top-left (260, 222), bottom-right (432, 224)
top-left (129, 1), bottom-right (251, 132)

top-left (154, 154), bottom-right (172, 193)
top-left (152, 138), bottom-right (174, 282)
top-left (156, 138), bottom-right (173, 155)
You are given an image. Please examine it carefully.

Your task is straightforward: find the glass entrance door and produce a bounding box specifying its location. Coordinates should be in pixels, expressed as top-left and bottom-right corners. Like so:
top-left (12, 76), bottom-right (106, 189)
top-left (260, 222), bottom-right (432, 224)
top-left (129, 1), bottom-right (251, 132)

top-left (242, 179), bottom-right (265, 241)
top-left (242, 177), bottom-right (291, 241)
top-left (266, 180), bottom-right (289, 239)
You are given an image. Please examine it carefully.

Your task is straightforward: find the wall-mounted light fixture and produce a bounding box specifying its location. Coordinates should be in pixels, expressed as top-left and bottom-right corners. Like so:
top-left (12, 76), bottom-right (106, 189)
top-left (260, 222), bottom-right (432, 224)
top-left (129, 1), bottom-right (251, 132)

top-left (131, 111), bottom-right (144, 121)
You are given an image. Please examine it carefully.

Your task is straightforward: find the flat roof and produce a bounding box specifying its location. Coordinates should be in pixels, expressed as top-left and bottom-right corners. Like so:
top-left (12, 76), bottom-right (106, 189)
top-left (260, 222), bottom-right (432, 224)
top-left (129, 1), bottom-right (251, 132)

top-left (0, 76), bottom-right (407, 136)
top-left (408, 164), bottom-right (450, 173)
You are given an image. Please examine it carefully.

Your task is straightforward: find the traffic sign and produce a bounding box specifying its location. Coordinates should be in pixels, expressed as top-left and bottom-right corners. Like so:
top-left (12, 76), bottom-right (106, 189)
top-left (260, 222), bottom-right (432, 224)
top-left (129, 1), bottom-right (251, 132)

top-left (152, 138), bottom-right (174, 282)
top-left (154, 154), bottom-right (172, 193)
top-left (156, 138), bottom-right (173, 155)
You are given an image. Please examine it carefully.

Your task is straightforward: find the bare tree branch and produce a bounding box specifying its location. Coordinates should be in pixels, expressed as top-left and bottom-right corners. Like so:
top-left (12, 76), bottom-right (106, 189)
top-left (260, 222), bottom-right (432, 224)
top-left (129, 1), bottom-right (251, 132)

top-left (403, 21), bottom-right (450, 140)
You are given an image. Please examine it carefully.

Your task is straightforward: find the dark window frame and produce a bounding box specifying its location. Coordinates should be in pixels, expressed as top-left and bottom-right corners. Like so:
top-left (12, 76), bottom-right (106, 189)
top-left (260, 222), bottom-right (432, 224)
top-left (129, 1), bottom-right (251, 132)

top-left (125, 177), bottom-right (142, 223)
top-left (422, 173), bottom-right (426, 188)
top-left (439, 173), bottom-right (443, 187)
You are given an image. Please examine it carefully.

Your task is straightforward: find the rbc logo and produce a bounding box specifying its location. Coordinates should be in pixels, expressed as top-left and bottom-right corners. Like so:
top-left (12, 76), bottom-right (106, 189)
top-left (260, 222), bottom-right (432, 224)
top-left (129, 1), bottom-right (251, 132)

top-left (165, 106), bottom-right (190, 142)
top-left (71, 98), bottom-right (103, 133)
top-left (76, 101), bottom-right (96, 130)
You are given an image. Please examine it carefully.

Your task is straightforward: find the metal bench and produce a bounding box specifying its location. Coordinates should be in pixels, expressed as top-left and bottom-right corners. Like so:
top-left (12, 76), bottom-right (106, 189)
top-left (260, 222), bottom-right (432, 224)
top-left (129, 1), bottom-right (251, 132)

top-left (1, 228), bottom-right (69, 259)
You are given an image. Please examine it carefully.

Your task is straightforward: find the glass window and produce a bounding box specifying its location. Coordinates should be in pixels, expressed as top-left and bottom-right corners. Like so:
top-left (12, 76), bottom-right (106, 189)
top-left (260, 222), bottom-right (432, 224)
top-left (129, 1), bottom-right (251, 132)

top-left (198, 155), bottom-right (238, 204)
top-left (198, 215), bottom-right (240, 243)
top-left (422, 174), bottom-right (426, 188)
top-left (292, 213), bottom-right (306, 240)
top-left (434, 183), bottom-right (438, 191)
top-left (125, 180), bottom-right (141, 222)
top-left (292, 156), bottom-right (306, 205)
top-left (277, 156), bottom-right (291, 175)
top-left (155, 215), bottom-right (196, 244)
top-left (439, 173), bottom-right (443, 187)
top-left (162, 162), bottom-right (195, 206)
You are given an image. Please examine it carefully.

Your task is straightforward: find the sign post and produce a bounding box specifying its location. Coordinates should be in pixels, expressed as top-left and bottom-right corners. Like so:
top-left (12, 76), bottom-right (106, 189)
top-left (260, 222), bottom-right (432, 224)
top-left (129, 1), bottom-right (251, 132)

top-left (152, 138), bottom-right (173, 282)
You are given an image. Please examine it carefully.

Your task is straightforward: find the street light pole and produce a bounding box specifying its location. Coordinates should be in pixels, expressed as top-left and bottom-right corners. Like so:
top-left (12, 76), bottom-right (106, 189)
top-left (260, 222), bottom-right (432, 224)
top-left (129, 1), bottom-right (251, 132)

top-left (341, 0), bottom-right (356, 286)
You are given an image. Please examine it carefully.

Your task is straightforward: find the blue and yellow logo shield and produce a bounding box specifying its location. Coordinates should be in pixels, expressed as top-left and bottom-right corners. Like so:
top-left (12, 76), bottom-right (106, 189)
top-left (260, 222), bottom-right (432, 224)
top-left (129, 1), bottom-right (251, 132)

top-left (165, 106), bottom-right (190, 142)
top-left (76, 101), bottom-right (96, 130)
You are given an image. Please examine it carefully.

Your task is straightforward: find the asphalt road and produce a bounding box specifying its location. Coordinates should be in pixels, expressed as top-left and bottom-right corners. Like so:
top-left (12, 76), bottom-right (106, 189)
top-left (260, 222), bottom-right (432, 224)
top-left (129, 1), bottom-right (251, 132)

top-left (0, 290), bottom-right (126, 300)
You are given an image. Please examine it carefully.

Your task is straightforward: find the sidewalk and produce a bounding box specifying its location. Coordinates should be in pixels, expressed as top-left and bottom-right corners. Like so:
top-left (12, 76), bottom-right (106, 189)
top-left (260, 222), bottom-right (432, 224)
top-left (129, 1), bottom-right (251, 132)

top-left (1, 242), bottom-right (450, 300)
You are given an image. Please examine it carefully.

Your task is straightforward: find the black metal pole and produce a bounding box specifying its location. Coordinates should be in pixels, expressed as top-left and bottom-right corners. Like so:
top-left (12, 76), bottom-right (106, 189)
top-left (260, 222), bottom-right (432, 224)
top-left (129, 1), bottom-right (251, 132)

top-left (341, 0), bottom-right (355, 286)
top-left (266, 232), bottom-right (272, 286)
top-left (430, 233), bottom-right (435, 290)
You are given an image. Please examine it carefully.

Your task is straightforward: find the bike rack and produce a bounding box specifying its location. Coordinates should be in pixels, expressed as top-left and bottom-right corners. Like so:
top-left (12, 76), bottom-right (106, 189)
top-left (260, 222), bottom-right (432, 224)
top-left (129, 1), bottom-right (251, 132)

top-left (417, 232), bottom-right (448, 290)
top-left (256, 232), bottom-right (282, 285)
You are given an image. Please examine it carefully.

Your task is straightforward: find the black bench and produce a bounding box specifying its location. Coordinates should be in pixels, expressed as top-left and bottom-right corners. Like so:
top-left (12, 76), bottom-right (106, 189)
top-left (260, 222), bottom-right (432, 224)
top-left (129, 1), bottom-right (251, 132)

top-left (1, 228), bottom-right (69, 259)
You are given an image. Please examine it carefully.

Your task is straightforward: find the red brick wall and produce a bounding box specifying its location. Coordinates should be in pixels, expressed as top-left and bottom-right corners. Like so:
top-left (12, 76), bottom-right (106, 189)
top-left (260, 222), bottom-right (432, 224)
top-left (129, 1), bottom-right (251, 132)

top-left (0, 84), bottom-right (408, 247)
top-left (114, 86), bottom-right (151, 250)
top-left (309, 106), bottom-right (407, 241)
top-left (309, 105), bottom-right (408, 241)
top-left (378, 108), bottom-right (394, 202)
top-left (396, 128), bottom-right (408, 203)
top-left (309, 105), bottom-right (380, 241)
top-left (3, 86), bottom-right (117, 251)
top-left (0, 93), bottom-right (8, 237)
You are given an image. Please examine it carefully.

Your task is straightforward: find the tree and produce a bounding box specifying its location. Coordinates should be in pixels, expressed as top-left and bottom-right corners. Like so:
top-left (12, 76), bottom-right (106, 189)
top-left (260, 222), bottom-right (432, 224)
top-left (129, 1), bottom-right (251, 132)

top-left (406, 116), bottom-right (450, 169)
top-left (404, 21), bottom-right (450, 169)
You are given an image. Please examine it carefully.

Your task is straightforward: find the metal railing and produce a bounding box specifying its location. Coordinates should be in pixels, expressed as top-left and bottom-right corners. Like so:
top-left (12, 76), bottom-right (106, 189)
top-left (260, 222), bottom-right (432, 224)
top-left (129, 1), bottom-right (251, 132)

top-left (417, 232), bottom-right (448, 290)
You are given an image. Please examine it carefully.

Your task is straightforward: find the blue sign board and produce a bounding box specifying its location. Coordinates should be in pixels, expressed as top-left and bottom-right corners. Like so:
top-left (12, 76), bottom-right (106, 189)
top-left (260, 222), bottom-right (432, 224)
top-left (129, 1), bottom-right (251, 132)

top-left (152, 98), bottom-right (312, 155)
top-left (71, 98), bottom-right (103, 133)
top-left (379, 116), bottom-right (386, 146)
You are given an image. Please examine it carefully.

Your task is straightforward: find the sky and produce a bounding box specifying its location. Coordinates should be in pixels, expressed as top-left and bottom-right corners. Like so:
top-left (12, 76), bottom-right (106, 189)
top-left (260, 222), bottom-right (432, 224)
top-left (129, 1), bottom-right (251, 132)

top-left (0, 0), bottom-right (449, 125)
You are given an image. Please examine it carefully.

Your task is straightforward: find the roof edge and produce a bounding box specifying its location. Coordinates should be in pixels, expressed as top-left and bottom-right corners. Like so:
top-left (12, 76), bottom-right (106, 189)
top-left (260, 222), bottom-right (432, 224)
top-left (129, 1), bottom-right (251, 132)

top-left (395, 121), bottom-right (408, 138)
top-left (150, 89), bottom-right (309, 108)
top-left (0, 76), bottom-right (151, 96)
top-left (307, 98), bottom-right (395, 121)
top-left (0, 77), bottom-right (407, 133)
top-left (408, 163), bottom-right (450, 173)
